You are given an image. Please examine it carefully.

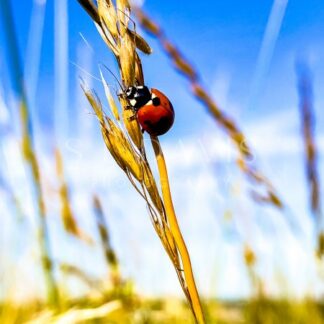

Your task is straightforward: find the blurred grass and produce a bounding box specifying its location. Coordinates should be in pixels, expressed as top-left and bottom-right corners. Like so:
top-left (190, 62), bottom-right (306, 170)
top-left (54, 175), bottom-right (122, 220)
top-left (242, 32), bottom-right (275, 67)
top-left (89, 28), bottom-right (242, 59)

top-left (0, 0), bottom-right (58, 305)
top-left (297, 64), bottom-right (321, 218)
top-left (1, 297), bottom-right (324, 323)
top-left (134, 8), bottom-right (284, 211)
top-left (0, 1), bottom-right (324, 323)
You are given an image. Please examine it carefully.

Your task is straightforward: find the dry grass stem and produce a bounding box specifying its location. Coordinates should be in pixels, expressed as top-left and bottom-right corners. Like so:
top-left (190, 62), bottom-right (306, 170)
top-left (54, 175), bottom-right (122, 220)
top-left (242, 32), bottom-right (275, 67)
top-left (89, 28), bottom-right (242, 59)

top-left (297, 65), bottom-right (321, 219)
top-left (78, 0), bottom-right (205, 322)
top-left (93, 195), bottom-right (121, 286)
top-left (151, 136), bottom-right (205, 323)
top-left (134, 9), bottom-right (284, 210)
top-left (55, 149), bottom-right (91, 242)
top-left (296, 63), bottom-right (322, 255)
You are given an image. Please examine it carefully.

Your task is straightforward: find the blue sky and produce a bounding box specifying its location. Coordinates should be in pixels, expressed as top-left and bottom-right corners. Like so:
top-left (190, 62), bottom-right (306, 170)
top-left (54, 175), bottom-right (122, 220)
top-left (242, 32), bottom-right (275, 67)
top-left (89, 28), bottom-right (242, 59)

top-left (1, 0), bottom-right (324, 301)
top-left (3, 0), bottom-right (324, 134)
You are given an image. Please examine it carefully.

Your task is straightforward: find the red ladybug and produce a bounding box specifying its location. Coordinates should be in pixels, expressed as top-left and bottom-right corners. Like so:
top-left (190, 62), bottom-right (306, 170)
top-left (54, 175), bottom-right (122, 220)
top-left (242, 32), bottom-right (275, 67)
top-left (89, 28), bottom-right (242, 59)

top-left (125, 85), bottom-right (174, 136)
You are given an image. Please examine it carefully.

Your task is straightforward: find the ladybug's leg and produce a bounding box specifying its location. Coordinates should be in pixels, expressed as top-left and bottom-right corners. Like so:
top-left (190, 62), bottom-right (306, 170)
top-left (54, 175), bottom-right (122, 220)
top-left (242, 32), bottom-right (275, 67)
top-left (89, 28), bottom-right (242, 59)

top-left (127, 114), bottom-right (137, 122)
top-left (117, 93), bottom-right (124, 99)
top-left (117, 91), bottom-right (127, 99)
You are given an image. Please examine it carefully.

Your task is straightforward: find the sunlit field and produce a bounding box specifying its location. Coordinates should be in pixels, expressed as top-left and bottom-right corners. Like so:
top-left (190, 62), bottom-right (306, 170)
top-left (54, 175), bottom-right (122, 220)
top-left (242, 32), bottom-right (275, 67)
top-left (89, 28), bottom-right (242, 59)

top-left (1, 0), bottom-right (324, 323)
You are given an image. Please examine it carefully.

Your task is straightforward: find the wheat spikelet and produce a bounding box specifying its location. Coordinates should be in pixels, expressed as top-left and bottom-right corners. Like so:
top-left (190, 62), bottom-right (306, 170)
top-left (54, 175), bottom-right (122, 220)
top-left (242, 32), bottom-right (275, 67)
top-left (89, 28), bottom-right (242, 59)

top-left (100, 69), bottom-right (120, 120)
top-left (77, 0), bottom-right (205, 322)
top-left (121, 100), bottom-right (143, 149)
top-left (119, 31), bottom-right (136, 86)
top-left (98, 0), bottom-right (119, 39)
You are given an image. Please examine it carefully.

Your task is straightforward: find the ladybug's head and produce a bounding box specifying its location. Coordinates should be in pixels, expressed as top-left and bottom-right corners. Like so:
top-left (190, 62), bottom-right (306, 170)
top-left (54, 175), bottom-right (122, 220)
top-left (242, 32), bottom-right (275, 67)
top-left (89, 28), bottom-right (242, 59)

top-left (125, 86), bottom-right (136, 98)
top-left (125, 85), bottom-right (151, 110)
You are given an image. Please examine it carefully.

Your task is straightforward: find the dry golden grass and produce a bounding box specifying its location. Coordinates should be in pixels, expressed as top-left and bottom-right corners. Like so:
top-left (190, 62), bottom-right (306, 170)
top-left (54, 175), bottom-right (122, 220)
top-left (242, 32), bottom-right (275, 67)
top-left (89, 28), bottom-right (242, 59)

top-left (134, 9), bottom-right (284, 210)
top-left (1, 1), bottom-right (324, 323)
top-left (78, 0), bottom-right (204, 322)
top-left (93, 195), bottom-right (121, 286)
top-left (296, 64), bottom-right (323, 256)
top-left (297, 66), bottom-right (321, 218)
top-left (55, 149), bottom-right (92, 243)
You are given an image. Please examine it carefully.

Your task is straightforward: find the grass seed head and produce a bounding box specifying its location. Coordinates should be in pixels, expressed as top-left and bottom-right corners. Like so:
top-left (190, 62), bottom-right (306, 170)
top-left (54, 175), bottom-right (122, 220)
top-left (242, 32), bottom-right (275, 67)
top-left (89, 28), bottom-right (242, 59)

top-left (55, 150), bottom-right (78, 236)
top-left (96, 22), bottom-right (119, 56)
top-left (100, 69), bottom-right (120, 120)
top-left (82, 80), bottom-right (142, 181)
top-left (55, 149), bottom-right (92, 242)
top-left (162, 40), bottom-right (196, 79)
top-left (134, 9), bottom-right (161, 36)
top-left (82, 85), bottom-right (127, 172)
top-left (244, 245), bottom-right (256, 267)
top-left (79, 4), bottom-right (205, 321)
top-left (163, 225), bottom-right (179, 265)
top-left (134, 53), bottom-right (145, 85)
top-left (127, 29), bottom-right (152, 54)
top-left (81, 84), bottom-right (105, 123)
top-left (316, 232), bottom-right (324, 258)
top-left (107, 118), bottom-right (143, 182)
top-left (116, 0), bottom-right (131, 36)
top-left (101, 126), bottom-right (127, 171)
top-left (143, 163), bottom-right (163, 214)
top-left (119, 31), bottom-right (136, 86)
top-left (117, 0), bottom-right (130, 10)
top-left (121, 99), bottom-right (143, 150)
top-left (98, 0), bottom-right (119, 39)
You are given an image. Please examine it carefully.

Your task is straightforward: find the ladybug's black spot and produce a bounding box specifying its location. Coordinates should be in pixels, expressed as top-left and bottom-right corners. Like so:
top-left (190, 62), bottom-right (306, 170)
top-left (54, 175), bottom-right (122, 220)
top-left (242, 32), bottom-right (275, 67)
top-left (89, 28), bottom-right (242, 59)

top-left (152, 97), bottom-right (161, 106)
top-left (143, 116), bottom-right (172, 136)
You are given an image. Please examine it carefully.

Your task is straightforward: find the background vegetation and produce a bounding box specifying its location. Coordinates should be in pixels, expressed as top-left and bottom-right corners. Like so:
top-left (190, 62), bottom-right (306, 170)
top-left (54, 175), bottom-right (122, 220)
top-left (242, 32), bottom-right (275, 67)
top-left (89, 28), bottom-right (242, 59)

top-left (0, 0), bottom-right (323, 323)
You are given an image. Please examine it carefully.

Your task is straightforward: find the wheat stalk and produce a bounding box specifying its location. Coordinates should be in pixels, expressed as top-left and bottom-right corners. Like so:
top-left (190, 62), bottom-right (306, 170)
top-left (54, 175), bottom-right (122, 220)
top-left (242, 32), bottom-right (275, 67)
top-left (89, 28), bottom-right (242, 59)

top-left (77, 0), bottom-right (204, 322)
top-left (296, 63), bottom-right (323, 256)
top-left (134, 9), bottom-right (284, 210)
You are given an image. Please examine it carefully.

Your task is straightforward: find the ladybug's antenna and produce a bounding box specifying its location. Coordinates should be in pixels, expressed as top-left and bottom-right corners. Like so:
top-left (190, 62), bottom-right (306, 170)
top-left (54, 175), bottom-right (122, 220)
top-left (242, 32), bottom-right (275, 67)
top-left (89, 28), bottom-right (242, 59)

top-left (100, 64), bottom-right (125, 92)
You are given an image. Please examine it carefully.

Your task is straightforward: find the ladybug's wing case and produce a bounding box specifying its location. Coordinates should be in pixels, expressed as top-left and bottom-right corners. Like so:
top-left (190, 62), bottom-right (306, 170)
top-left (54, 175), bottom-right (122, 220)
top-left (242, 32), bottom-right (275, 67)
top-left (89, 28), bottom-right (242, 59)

top-left (150, 88), bottom-right (174, 112)
top-left (136, 88), bottom-right (175, 136)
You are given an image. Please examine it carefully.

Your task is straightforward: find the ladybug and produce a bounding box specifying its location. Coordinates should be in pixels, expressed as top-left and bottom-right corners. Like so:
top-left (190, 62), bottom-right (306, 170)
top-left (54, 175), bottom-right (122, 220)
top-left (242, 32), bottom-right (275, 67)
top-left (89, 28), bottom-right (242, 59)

top-left (125, 85), bottom-right (174, 136)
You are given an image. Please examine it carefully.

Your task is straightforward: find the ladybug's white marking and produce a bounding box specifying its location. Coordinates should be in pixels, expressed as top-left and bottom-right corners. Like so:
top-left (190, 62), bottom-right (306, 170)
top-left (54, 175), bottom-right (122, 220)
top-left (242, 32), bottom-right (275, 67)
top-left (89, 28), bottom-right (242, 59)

top-left (151, 93), bottom-right (157, 99)
top-left (145, 100), bottom-right (153, 106)
top-left (137, 85), bottom-right (144, 89)
top-left (130, 99), bottom-right (137, 106)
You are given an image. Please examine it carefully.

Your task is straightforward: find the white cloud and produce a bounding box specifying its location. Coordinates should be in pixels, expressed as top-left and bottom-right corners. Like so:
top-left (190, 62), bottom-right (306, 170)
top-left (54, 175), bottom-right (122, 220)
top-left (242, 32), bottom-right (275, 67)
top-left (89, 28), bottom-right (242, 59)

top-left (1, 105), bottom-right (323, 301)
